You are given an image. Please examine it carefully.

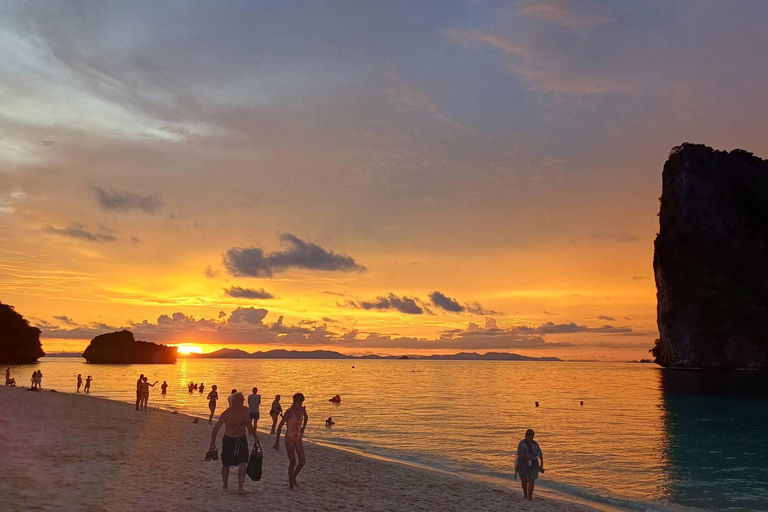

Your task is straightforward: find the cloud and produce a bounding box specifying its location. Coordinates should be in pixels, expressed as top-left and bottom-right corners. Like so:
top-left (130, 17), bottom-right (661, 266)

top-left (354, 293), bottom-right (424, 315)
top-left (90, 185), bottom-right (162, 213)
top-left (442, 28), bottom-right (531, 59)
top-left (224, 286), bottom-right (274, 299)
top-left (53, 315), bottom-right (79, 326)
top-left (429, 291), bottom-right (502, 315)
top-left (510, 321), bottom-right (632, 334)
top-left (386, 67), bottom-right (465, 130)
top-left (520, 1), bottom-right (613, 30)
top-left (429, 291), bottom-right (463, 312)
top-left (542, 310), bottom-right (558, 315)
top-left (224, 233), bottom-right (365, 278)
top-left (44, 223), bottom-right (117, 242)
top-left (598, 315), bottom-right (616, 321)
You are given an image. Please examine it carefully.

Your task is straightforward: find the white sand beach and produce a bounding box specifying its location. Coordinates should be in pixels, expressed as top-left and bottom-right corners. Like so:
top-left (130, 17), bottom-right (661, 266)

top-left (0, 386), bottom-right (601, 512)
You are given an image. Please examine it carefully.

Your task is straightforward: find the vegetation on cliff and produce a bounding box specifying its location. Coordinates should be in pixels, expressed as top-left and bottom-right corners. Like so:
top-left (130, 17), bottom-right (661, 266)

top-left (0, 302), bottom-right (45, 364)
top-left (82, 330), bottom-right (177, 364)
top-left (653, 143), bottom-right (768, 369)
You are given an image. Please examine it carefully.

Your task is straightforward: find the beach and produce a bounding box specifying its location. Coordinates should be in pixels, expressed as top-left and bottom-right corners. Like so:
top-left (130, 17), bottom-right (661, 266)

top-left (0, 386), bottom-right (599, 512)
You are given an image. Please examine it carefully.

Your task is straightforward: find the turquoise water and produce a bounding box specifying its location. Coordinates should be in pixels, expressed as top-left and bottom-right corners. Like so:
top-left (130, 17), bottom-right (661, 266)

top-left (8, 358), bottom-right (767, 512)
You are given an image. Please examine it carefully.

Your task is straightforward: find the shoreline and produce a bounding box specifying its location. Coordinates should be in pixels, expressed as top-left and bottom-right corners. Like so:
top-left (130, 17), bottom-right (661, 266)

top-left (1, 386), bottom-right (612, 512)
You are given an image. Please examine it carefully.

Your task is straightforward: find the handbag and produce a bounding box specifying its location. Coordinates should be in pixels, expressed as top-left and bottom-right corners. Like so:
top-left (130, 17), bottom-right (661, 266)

top-left (246, 437), bottom-right (263, 481)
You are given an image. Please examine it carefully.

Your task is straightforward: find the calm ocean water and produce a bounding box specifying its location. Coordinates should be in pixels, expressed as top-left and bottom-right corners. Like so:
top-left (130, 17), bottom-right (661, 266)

top-left (9, 358), bottom-right (768, 512)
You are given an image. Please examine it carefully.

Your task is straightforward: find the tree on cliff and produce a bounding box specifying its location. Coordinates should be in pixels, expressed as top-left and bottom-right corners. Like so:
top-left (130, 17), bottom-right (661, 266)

top-left (0, 302), bottom-right (46, 364)
top-left (653, 143), bottom-right (768, 369)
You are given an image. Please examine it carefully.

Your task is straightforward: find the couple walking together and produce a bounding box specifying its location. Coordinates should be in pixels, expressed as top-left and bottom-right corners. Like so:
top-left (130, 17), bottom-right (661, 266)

top-left (209, 392), bottom-right (307, 494)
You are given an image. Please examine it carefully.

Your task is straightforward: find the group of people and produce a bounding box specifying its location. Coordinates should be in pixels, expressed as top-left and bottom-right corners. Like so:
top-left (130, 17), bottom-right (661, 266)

top-left (188, 381), bottom-right (205, 394)
top-left (29, 369), bottom-right (43, 389)
top-left (209, 390), bottom-right (308, 494)
top-left (134, 374), bottom-right (158, 411)
top-left (76, 374), bottom-right (93, 393)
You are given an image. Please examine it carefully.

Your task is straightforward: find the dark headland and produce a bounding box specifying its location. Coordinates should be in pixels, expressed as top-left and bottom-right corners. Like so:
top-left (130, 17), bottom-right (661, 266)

top-left (0, 302), bottom-right (45, 364)
top-left (653, 143), bottom-right (768, 370)
top-left (82, 330), bottom-right (177, 364)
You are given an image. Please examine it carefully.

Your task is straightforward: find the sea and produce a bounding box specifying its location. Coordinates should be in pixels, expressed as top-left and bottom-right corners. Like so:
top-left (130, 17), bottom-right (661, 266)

top-left (9, 358), bottom-right (768, 512)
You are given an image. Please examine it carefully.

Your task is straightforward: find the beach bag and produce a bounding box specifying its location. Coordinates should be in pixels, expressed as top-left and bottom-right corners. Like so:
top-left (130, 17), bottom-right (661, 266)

top-left (246, 438), bottom-right (263, 481)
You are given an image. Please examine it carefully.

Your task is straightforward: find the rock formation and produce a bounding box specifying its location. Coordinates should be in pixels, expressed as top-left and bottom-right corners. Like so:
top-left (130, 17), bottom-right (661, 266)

top-left (653, 143), bottom-right (768, 369)
top-left (0, 302), bottom-right (45, 364)
top-left (82, 330), bottom-right (177, 364)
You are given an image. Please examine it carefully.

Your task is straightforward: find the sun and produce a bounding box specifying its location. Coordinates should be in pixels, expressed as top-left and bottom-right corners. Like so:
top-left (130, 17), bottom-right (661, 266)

top-left (176, 345), bottom-right (203, 355)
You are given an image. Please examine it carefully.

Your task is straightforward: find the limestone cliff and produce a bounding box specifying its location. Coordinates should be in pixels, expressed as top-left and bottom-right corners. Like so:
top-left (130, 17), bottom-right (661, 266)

top-left (0, 302), bottom-right (45, 364)
top-left (82, 330), bottom-right (177, 364)
top-left (653, 143), bottom-right (768, 369)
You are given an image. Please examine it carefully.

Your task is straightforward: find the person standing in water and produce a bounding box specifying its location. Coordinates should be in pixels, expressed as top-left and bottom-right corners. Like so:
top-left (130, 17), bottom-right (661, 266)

top-left (161, 381), bottom-right (168, 395)
top-left (248, 387), bottom-right (261, 433)
top-left (516, 429), bottom-right (544, 501)
top-left (138, 377), bottom-right (157, 411)
top-left (269, 395), bottom-right (283, 434)
top-left (209, 393), bottom-right (258, 495)
top-left (273, 393), bottom-right (308, 490)
top-left (207, 385), bottom-right (219, 424)
top-left (76, 374), bottom-right (83, 393)
top-left (135, 374), bottom-right (144, 410)
top-left (84, 375), bottom-right (92, 393)
top-left (227, 389), bottom-right (237, 408)
top-left (5, 367), bottom-right (10, 386)
top-left (199, 382), bottom-right (205, 394)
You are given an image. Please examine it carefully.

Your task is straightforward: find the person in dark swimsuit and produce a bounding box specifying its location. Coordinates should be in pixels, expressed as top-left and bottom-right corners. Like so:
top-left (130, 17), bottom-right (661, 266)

top-left (77, 374), bottom-right (83, 393)
top-left (207, 385), bottom-right (219, 424)
top-left (273, 393), bottom-right (308, 489)
top-left (209, 393), bottom-right (258, 494)
top-left (269, 395), bottom-right (282, 434)
top-left (161, 381), bottom-right (168, 395)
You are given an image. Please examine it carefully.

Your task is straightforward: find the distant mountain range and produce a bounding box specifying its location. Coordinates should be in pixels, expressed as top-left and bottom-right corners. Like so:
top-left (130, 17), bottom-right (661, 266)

top-left (186, 348), bottom-right (561, 361)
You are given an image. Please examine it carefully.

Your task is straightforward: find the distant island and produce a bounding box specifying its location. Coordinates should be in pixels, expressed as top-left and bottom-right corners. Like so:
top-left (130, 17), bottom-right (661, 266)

top-left (82, 330), bottom-right (177, 364)
top-left (187, 348), bottom-right (561, 361)
top-left (653, 143), bottom-right (768, 370)
top-left (0, 302), bottom-right (45, 364)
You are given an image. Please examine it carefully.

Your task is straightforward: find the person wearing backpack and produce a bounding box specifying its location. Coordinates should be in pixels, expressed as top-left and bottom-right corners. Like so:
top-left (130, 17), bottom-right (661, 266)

top-left (515, 429), bottom-right (544, 501)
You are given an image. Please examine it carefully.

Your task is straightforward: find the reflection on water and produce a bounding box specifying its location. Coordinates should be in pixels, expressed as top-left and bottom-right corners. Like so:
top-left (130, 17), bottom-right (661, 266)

top-left (660, 371), bottom-right (768, 512)
top-left (7, 358), bottom-right (767, 511)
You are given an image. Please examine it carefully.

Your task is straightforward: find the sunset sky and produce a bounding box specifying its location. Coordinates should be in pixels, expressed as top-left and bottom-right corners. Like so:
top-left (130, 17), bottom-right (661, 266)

top-left (2, 1), bottom-right (768, 359)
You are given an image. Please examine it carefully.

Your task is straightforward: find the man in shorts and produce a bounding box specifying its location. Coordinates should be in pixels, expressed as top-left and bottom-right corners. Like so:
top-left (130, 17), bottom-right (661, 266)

top-left (209, 393), bottom-right (259, 494)
top-left (248, 387), bottom-right (261, 433)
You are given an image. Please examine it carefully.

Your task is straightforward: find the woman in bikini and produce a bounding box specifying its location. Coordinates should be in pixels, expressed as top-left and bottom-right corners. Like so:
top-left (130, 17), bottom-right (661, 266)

top-left (139, 377), bottom-right (157, 411)
top-left (209, 393), bottom-right (258, 495)
top-left (273, 392), bottom-right (308, 489)
top-left (207, 385), bottom-right (219, 424)
top-left (269, 394), bottom-right (282, 434)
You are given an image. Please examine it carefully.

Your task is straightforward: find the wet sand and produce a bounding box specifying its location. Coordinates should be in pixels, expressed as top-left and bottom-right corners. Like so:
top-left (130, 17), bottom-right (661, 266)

top-left (0, 386), bottom-right (600, 512)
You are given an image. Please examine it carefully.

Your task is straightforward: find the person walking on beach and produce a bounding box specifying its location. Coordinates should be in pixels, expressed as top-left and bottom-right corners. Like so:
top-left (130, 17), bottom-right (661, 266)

top-left (248, 387), bottom-right (261, 433)
top-left (161, 381), bottom-right (168, 395)
top-left (269, 395), bottom-right (283, 434)
top-left (135, 374), bottom-right (144, 410)
top-left (77, 374), bottom-right (83, 393)
top-left (207, 385), bottom-right (219, 424)
top-left (84, 375), bottom-right (92, 393)
top-left (209, 392), bottom-right (258, 495)
top-left (139, 377), bottom-right (157, 411)
top-left (516, 429), bottom-right (544, 501)
top-left (273, 392), bottom-right (308, 490)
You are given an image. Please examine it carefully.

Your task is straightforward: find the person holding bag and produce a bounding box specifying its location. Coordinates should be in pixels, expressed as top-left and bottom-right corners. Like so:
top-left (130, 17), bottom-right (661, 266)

top-left (515, 429), bottom-right (544, 501)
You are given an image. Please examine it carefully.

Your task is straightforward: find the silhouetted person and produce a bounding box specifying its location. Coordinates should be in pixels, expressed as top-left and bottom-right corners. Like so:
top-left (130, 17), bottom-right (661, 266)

top-left (139, 377), bottom-right (157, 411)
top-left (580, 401), bottom-right (584, 406)
top-left (325, 417), bottom-right (335, 427)
top-left (207, 385), bottom-right (219, 424)
top-left (535, 401), bottom-right (539, 408)
top-left (77, 374), bottom-right (83, 393)
top-left (228, 389), bottom-right (237, 408)
top-left (273, 393), bottom-right (308, 489)
top-left (209, 393), bottom-right (258, 494)
top-left (248, 387), bottom-right (261, 433)
top-left (199, 382), bottom-right (205, 394)
top-left (269, 395), bottom-right (282, 434)
top-left (516, 429), bottom-right (544, 501)
top-left (135, 374), bottom-right (144, 410)
top-left (5, 367), bottom-right (11, 386)
top-left (84, 375), bottom-right (92, 393)
top-left (161, 381), bottom-right (168, 395)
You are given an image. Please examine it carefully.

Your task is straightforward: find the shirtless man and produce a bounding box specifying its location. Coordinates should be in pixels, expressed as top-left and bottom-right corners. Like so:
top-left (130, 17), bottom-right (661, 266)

top-left (77, 374), bottom-right (83, 392)
top-left (273, 392), bottom-right (308, 489)
top-left (135, 374), bottom-right (144, 410)
top-left (209, 393), bottom-right (258, 494)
